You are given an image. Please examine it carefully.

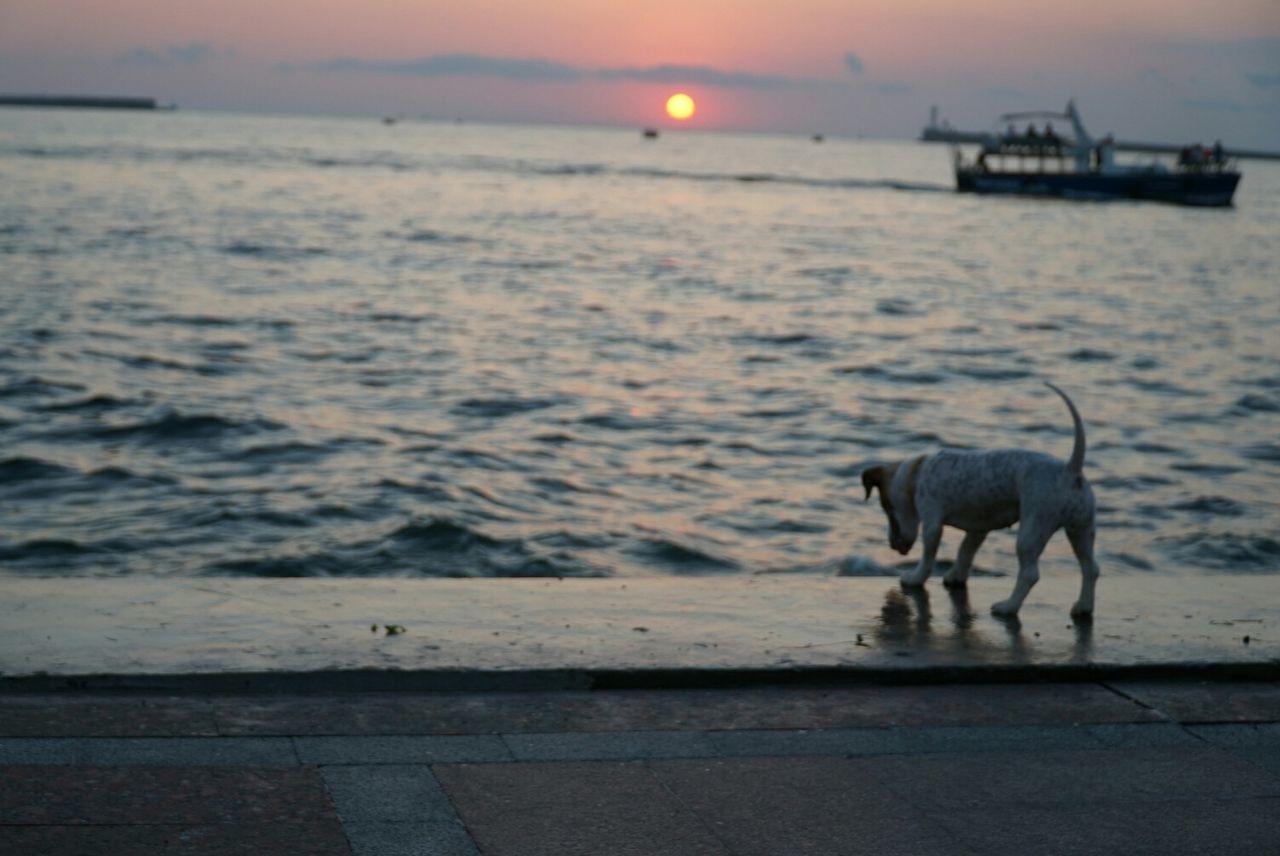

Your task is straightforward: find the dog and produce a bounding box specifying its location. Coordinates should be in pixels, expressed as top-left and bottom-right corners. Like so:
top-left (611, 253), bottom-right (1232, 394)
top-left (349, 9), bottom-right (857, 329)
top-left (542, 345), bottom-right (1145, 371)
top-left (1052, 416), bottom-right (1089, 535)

top-left (861, 382), bottom-right (1099, 618)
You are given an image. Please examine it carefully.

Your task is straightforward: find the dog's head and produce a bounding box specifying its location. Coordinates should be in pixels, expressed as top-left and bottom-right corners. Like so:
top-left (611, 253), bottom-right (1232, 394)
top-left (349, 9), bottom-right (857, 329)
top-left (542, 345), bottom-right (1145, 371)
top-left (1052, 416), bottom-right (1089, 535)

top-left (861, 462), bottom-right (920, 555)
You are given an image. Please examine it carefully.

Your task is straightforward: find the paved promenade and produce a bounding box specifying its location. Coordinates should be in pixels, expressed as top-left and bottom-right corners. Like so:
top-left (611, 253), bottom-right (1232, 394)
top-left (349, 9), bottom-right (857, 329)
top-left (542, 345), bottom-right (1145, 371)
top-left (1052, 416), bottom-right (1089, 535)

top-left (2, 680), bottom-right (1279, 855)
top-left (2, 575), bottom-right (1276, 853)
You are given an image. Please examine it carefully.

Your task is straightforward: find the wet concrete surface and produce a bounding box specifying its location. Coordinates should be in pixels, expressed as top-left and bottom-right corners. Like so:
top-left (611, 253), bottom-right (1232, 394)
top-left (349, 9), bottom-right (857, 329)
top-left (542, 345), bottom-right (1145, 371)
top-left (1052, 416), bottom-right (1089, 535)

top-left (0, 575), bottom-right (1275, 689)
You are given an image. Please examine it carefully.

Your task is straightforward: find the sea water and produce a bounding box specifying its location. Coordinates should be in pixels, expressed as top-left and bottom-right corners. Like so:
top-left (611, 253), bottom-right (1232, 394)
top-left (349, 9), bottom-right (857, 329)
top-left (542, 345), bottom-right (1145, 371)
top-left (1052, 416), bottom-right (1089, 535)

top-left (1, 109), bottom-right (1277, 580)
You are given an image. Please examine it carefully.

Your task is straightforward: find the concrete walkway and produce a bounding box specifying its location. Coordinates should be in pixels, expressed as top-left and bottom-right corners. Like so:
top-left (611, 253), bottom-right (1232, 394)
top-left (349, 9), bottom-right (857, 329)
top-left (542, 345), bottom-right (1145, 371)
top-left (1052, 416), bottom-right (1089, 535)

top-left (2, 575), bottom-right (1277, 853)
top-left (2, 681), bottom-right (1279, 854)
top-left (2, 576), bottom-right (1276, 688)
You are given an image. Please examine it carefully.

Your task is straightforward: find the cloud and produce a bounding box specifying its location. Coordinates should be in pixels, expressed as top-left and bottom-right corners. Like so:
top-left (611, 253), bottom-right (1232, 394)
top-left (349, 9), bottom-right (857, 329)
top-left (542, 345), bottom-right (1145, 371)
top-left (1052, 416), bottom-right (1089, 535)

top-left (313, 54), bottom-right (582, 82)
top-left (596, 64), bottom-right (800, 90)
top-left (308, 53), bottom-right (844, 91)
top-left (982, 85), bottom-right (1037, 100)
top-left (843, 52), bottom-right (865, 75)
top-left (1183, 98), bottom-right (1250, 113)
top-left (1246, 73), bottom-right (1280, 90)
top-left (1158, 36), bottom-right (1280, 57)
top-left (118, 41), bottom-right (220, 66)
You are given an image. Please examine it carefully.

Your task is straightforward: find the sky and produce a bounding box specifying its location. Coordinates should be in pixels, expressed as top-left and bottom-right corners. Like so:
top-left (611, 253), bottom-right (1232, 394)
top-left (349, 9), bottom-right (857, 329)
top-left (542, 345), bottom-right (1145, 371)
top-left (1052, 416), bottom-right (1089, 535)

top-left (1, 0), bottom-right (1278, 147)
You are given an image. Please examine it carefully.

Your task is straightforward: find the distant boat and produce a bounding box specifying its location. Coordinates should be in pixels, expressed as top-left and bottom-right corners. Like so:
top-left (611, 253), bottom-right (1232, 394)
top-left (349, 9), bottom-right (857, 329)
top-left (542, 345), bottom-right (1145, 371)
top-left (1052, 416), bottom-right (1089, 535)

top-left (951, 101), bottom-right (1240, 207)
top-left (642, 128), bottom-right (659, 139)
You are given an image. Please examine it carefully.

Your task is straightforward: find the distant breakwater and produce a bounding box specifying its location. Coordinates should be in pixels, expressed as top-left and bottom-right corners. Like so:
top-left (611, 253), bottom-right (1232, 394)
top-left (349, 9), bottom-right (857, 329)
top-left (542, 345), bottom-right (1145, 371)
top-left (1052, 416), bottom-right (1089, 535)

top-left (0, 94), bottom-right (162, 111)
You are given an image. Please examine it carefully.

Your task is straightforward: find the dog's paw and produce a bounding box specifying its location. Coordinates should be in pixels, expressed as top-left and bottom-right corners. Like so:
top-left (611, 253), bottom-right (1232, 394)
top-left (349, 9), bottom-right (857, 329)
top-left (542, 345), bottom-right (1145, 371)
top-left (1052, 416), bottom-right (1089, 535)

top-left (1070, 602), bottom-right (1094, 620)
top-left (990, 599), bottom-right (1019, 617)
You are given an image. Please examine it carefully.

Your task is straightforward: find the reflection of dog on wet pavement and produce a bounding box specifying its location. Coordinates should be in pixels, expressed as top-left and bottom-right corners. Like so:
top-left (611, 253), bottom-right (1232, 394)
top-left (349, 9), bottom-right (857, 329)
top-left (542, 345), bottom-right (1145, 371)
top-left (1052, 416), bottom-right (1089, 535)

top-left (861, 382), bottom-right (1099, 618)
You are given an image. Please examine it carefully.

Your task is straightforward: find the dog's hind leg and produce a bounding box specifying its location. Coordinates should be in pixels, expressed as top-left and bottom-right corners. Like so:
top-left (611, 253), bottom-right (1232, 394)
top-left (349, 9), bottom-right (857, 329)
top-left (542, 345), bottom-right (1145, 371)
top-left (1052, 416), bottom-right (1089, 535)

top-left (943, 530), bottom-right (987, 588)
top-left (991, 518), bottom-right (1055, 617)
top-left (1066, 524), bottom-right (1100, 619)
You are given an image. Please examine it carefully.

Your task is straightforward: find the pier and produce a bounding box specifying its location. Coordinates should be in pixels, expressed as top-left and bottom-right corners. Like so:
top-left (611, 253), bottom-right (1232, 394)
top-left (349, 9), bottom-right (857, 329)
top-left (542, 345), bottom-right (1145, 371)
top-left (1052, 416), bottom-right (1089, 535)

top-left (0, 94), bottom-right (163, 111)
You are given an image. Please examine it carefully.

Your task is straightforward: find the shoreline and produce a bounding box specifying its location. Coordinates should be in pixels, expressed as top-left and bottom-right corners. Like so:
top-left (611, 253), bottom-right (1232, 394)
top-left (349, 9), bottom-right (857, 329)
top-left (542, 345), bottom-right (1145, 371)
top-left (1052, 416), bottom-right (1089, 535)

top-left (3, 575), bottom-right (1273, 692)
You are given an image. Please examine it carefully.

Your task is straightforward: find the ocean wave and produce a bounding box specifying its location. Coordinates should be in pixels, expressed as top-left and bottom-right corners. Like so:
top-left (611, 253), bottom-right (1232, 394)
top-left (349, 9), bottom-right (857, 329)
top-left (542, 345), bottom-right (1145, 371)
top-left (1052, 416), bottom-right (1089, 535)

top-left (0, 535), bottom-right (143, 568)
top-left (392, 228), bottom-right (480, 244)
top-left (626, 537), bottom-right (739, 574)
top-left (950, 365), bottom-right (1035, 381)
top-left (205, 555), bottom-right (348, 578)
top-left (0, 456), bottom-right (76, 484)
top-left (0, 376), bottom-right (86, 399)
top-left (1239, 443), bottom-right (1280, 463)
top-left (6, 142), bottom-right (415, 173)
top-left (1065, 348), bottom-right (1115, 362)
top-left (1170, 462), bottom-right (1244, 477)
top-left (0, 456), bottom-right (173, 499)
top-left (84, 411), bottom-right (286, 444)
top-left (834, 365), bottom-right (944, 384)
top-left (238, 441), bottom-right (336, 465)
top-left (875, 298), bottom-right (920, 316)
top-left (201, 516), bottom-right (609, 578)
top-left (376, 517), bottom-right (604, 577)
top-left (1157, 533), bottom-right (1280, 573)
top-left (451, 395), bottom-right (565, 419)
top-left (1232, 394), bottom-right (1280, 414)
top-left (1168, 496), bottom-right (1247, 517)
top-left (222, 241), bottom-right (331, 260)
top-left (9, 139), bottom-right (954, 194)
top-left (0, 537), bottom-right (96, 562)
top-left (39, 393), bottom-right (136, 412)
top-left (616, 166), bottom-right (949, 194)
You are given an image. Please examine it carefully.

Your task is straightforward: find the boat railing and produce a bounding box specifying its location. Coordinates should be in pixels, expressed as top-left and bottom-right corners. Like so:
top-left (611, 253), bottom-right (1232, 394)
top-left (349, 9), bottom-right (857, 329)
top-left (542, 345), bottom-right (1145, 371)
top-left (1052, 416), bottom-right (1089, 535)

top-left (1175, 145), bottom-right (1235, 174)
top-left (957, 140), bottom-right (1086, 174)
top-left (984, 135), bottom-right (1074, 157)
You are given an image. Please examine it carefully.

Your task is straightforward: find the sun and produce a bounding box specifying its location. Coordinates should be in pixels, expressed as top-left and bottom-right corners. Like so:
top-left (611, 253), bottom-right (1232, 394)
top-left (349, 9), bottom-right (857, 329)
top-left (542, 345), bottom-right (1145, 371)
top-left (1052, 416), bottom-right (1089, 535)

top-left (665, 92), bottom-right (695, 121)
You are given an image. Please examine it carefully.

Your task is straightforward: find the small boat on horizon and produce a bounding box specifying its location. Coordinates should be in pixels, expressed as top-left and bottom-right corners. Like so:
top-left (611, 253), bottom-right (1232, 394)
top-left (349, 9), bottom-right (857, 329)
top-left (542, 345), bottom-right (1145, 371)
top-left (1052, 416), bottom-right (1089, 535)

top-left (951, 101), bottom-right (1240, 207)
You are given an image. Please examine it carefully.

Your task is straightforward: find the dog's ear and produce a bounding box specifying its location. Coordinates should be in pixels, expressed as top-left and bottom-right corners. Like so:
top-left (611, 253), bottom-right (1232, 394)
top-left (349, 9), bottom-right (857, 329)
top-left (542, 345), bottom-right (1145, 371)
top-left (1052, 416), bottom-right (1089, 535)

top-left (861, 467), bottom-right (882, 501)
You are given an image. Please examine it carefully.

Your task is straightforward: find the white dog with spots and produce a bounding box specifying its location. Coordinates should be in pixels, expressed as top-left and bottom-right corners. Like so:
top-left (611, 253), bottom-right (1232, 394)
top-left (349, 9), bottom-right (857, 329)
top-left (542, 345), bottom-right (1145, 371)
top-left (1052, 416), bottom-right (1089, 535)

top-left (861, 382), bottom-right (1099, 618)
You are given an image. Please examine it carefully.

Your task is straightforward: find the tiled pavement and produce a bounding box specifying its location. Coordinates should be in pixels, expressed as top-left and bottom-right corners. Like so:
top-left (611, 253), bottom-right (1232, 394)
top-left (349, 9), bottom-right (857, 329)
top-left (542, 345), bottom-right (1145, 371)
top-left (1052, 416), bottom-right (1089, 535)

top-left (1, 680), bottom-right (1278, 855)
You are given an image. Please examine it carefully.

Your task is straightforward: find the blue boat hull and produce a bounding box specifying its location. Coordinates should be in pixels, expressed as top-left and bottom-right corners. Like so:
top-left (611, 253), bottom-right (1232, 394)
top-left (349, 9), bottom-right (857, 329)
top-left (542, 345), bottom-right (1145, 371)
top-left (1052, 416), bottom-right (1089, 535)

top-left (956, 169), bottom-right (1239, 207)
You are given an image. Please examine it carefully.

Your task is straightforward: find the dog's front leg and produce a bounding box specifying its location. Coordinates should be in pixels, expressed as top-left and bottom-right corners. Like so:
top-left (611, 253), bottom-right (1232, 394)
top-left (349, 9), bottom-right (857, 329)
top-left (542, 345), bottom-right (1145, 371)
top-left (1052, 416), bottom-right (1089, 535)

top-left (900, 522), bottom-right (942, 587)
top-left (943, 529), bottom-right (987, 588)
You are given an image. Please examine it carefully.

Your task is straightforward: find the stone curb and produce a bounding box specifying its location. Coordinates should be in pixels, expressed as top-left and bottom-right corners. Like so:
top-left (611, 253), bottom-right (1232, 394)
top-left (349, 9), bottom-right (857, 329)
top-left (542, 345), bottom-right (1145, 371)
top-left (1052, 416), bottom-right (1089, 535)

top-left (4, 659), bottom-right (1279, 695)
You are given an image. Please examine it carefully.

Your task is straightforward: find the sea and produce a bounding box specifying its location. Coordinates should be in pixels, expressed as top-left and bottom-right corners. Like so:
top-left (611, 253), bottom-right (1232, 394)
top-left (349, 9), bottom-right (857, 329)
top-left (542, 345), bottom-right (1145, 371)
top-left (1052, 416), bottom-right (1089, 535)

top-left (1, 108), bottom-right (1277, 581)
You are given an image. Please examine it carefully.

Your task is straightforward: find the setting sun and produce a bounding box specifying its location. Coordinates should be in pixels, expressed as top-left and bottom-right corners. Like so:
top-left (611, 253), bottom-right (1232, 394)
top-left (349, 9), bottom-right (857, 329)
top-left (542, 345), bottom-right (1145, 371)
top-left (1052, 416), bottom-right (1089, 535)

top-left (665, 92), bottom-right (695, 121)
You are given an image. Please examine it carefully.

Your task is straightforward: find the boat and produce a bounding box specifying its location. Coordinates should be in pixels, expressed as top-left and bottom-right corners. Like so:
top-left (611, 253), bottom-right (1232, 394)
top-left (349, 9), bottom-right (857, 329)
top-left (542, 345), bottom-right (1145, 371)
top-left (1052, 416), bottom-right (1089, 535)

top-left (952, 101), bottom-right (1240, 207)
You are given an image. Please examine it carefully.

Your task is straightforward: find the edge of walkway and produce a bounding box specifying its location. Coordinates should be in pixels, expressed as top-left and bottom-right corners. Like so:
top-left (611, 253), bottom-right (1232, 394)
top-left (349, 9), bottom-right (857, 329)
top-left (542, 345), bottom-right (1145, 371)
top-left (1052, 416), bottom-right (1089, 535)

top-left (2, 575), bottom-right (1276, 693)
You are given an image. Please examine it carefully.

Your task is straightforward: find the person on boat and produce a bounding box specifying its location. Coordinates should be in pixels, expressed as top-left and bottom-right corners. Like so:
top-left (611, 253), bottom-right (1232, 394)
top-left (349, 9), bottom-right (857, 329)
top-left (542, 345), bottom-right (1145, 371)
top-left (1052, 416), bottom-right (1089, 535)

top-left (1095, 135), bottom-right (1116, 172)
top-left (1212, 140), bottom-right (1225, 168)
top-left (1023, 124), bottom-right (1039, 153)
top-left (1043, 122), bottom-right (1061, 154)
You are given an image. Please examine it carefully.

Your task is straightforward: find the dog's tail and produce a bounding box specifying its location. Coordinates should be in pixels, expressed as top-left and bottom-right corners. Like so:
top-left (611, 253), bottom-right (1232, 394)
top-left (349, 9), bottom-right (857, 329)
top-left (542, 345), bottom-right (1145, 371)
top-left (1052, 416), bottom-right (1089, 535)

top-left (1045, 382), bottom-right (1086, 474)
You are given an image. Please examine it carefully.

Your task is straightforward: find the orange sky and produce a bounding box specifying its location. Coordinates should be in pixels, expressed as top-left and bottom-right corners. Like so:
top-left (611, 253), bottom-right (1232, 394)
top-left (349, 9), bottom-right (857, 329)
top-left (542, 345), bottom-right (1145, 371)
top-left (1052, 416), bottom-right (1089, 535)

top-left (1, 0), bottom-right (1277, 144)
